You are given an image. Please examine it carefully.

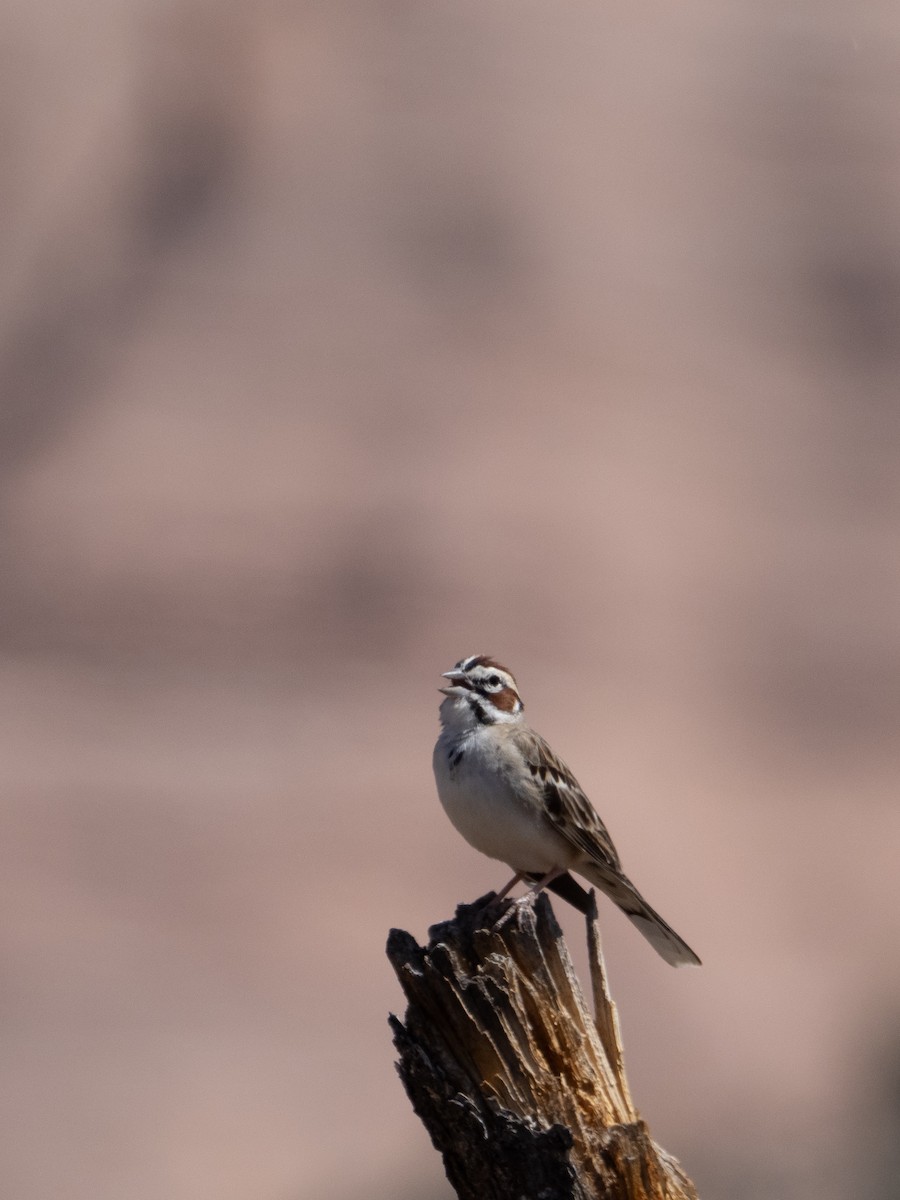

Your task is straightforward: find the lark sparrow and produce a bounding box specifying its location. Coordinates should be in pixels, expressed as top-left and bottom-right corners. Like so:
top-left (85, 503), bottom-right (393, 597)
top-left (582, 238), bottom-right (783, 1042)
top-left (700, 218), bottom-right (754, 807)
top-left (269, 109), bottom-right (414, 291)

top-left (432, 655), bottom-right (701, 967)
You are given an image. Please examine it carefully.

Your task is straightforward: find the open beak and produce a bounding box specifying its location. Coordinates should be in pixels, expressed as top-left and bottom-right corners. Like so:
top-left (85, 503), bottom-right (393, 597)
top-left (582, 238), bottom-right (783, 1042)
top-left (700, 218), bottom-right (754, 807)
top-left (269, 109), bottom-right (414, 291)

top-left (439, 668), bottom-right (467, 696)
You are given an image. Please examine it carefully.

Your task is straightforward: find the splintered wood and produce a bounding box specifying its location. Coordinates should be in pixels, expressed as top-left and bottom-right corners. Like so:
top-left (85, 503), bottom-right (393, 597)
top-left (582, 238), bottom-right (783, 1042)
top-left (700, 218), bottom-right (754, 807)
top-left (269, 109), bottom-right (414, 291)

top-left (387, 892), bottom-right (698, 1200)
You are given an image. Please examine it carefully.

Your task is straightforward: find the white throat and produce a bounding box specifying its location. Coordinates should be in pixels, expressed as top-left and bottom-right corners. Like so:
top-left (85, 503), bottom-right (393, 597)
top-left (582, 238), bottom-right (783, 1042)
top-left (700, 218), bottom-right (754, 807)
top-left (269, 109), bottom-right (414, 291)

top-left (438, 692), bottom-right (522, 733)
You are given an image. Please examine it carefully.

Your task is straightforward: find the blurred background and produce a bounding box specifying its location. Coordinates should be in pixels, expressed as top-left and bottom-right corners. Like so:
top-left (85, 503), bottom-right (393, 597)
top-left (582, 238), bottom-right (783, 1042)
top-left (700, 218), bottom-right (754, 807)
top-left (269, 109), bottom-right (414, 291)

top-left (2, 2), bottom-right (899, 1198)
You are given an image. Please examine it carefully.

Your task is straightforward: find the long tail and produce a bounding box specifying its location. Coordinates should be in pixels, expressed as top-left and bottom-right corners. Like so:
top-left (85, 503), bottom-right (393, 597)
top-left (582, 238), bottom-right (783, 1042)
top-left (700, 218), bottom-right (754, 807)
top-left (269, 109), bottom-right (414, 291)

top-left (581, 865), bottom-right (701, 967)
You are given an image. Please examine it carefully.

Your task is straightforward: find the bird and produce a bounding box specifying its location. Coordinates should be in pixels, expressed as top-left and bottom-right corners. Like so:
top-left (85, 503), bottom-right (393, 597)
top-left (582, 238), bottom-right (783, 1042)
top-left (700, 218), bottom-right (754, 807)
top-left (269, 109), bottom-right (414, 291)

top-left (432, 654), bottom-right (701, 967)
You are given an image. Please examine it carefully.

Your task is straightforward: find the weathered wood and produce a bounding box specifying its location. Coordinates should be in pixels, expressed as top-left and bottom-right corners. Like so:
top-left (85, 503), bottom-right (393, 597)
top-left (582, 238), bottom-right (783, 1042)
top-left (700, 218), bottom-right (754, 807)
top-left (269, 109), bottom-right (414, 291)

top-left (387, 892), bottom-right (698, 1200)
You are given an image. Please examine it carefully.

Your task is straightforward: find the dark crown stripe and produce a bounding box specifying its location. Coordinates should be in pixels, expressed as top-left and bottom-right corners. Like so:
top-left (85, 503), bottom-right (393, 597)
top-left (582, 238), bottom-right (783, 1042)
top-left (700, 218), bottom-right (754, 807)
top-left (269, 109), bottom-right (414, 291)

top-left (457, 653), bottom-right (513, 676)
top-left (458, 654), bottom-right (485, 671)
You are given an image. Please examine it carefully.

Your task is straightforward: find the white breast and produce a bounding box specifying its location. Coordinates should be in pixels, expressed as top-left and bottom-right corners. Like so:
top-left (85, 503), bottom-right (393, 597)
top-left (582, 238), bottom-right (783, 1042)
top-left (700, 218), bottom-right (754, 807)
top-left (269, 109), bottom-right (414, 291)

top-left (432, 727), bottom-right (575, 875)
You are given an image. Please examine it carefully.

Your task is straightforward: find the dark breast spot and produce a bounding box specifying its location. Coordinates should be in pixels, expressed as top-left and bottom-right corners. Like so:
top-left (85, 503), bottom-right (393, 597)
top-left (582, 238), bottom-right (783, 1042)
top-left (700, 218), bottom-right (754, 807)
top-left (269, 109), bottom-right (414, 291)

top-left (448, 748), bottom-right (464, 769)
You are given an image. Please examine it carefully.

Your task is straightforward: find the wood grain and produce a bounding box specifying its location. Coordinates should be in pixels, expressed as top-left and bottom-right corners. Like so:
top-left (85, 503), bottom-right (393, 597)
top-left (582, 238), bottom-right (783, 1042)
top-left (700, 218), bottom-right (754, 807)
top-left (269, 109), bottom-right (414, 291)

top-left (388, 892), bottom-right (698, 1200)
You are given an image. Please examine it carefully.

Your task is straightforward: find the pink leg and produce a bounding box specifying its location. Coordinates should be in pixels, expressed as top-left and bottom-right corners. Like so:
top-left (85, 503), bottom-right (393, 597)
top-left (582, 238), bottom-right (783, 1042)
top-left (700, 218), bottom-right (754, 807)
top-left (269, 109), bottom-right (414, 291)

top-left (492, 871), bottom-right (525, 904)
top-left (519, 866), bottom-right (566, 903)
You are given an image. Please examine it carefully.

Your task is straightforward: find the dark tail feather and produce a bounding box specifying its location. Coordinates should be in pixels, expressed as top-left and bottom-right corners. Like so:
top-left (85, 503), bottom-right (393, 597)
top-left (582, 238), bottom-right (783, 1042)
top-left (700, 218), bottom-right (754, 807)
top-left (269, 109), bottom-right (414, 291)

top-left (580, 865), bottom-right (702, 967)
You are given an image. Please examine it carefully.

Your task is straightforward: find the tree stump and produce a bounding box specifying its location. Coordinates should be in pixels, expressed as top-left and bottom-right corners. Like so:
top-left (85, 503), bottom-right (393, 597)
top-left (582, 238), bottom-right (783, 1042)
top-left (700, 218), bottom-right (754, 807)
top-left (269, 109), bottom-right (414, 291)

top-left (387, 892), bottom-right (698, 1200)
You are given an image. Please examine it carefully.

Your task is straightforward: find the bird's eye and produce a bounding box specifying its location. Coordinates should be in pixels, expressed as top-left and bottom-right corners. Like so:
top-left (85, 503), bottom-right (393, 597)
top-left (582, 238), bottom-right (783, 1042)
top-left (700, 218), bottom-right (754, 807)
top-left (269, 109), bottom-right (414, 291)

top-left (488, 674), bottom-right (501, 688)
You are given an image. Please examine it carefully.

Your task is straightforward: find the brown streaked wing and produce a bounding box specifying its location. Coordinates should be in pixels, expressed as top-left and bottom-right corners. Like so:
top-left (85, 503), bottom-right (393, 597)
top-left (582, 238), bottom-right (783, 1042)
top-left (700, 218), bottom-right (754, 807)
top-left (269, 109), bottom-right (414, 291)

top-left (522, 730), bottom-right (622, 871)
